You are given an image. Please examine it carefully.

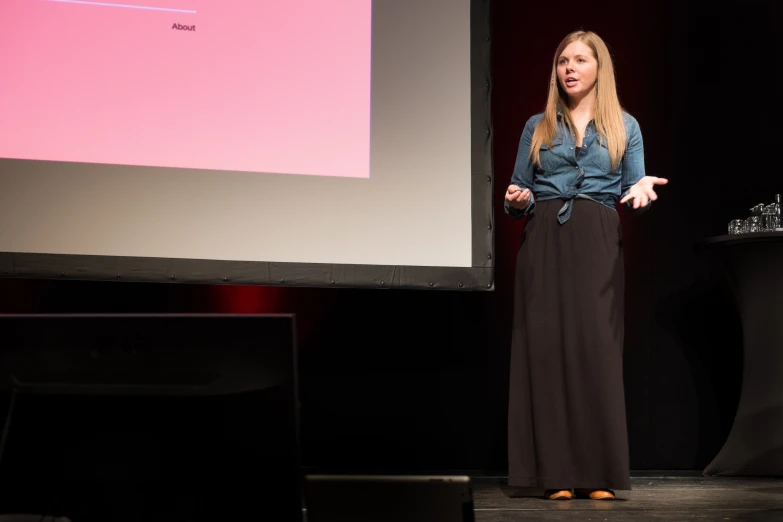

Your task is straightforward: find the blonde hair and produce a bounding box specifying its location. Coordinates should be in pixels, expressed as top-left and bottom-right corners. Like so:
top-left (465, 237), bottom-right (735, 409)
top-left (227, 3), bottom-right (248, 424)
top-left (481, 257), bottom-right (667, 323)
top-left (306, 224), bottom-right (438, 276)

top-left (529, 30), bottom-right (627, 171)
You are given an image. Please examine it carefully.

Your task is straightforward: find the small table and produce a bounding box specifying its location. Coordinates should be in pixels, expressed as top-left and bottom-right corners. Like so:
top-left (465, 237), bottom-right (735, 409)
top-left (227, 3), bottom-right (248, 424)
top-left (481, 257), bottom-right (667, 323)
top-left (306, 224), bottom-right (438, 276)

top-left (696, 232), bottom-right (783, 476)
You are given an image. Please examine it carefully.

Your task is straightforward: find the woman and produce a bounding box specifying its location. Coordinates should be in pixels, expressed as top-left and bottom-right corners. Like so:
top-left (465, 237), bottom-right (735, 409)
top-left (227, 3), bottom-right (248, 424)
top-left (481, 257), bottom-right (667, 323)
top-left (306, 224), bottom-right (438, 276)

top-left (504, 30), bottom-right (667, 501)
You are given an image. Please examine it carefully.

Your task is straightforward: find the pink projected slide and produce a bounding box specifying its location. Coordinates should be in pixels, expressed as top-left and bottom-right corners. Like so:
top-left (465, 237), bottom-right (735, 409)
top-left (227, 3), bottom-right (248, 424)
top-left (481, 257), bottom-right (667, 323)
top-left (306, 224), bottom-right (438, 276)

top-left (0, 0), bottom-right (372, 177)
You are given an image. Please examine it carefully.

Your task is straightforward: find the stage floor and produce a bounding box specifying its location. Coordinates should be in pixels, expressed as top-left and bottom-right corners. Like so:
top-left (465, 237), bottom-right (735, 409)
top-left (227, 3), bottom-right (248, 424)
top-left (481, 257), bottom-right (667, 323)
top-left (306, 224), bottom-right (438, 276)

top-left (470, 474), bottom-right (783, 521)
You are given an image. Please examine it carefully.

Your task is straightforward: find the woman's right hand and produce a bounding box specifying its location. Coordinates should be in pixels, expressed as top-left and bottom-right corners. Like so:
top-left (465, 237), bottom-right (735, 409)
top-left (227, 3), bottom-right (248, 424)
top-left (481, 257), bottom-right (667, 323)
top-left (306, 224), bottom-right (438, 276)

top-left (505, 184), bottom-right (531, 209)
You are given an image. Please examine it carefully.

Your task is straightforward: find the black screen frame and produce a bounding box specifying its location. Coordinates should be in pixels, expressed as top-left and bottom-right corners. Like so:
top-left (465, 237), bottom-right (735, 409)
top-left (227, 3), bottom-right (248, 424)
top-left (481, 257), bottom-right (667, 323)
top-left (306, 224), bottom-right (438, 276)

top-left (0, 0), bottom-right (494, 291)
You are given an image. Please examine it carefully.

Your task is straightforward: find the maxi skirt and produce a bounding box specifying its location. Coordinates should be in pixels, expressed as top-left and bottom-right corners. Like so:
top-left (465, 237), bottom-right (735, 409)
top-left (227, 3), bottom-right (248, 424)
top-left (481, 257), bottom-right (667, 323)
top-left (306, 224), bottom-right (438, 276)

top-left (507, 198), bottom-right (632, 490)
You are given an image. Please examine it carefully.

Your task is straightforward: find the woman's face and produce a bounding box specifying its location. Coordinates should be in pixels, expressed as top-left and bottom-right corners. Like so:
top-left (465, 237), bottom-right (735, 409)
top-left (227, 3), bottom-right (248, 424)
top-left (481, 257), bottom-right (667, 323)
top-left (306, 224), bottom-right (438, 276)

top-left (557, 41), bottom-right (598, 102)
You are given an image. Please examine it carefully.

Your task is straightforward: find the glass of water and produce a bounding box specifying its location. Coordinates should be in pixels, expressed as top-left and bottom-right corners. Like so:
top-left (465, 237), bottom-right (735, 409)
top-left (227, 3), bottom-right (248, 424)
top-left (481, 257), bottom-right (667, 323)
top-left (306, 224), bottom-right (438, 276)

top-left (728, 219), bottom-right (745, 234)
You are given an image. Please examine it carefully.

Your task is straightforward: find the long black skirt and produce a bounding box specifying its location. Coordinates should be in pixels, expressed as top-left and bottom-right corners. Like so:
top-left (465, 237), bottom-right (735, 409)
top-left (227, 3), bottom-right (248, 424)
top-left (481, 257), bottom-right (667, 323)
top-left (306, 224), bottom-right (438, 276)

top-left (507, 198), bottom-right (632, 490)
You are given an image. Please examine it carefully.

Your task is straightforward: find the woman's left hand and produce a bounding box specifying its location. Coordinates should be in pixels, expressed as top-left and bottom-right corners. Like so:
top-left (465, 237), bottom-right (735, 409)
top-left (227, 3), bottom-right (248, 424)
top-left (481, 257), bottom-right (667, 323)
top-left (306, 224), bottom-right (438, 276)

top-left (620, 176), bottom-right (669, 209)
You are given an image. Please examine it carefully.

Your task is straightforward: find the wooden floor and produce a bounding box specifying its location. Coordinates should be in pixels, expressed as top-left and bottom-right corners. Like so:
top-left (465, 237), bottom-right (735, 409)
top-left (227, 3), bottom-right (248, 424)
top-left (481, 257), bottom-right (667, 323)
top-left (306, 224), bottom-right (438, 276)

top-left (470, 475), bottom-right (783, 521)
top-left (1, 473), bottom-right (780, 521)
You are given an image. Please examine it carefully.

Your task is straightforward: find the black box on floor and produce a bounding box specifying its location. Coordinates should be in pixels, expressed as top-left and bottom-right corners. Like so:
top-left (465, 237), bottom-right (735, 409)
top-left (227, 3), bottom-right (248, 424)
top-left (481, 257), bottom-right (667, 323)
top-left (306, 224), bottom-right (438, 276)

top-left (0, 313), bottom-right (302, 522)
top-left (303, 474), bottom-right (475, 522)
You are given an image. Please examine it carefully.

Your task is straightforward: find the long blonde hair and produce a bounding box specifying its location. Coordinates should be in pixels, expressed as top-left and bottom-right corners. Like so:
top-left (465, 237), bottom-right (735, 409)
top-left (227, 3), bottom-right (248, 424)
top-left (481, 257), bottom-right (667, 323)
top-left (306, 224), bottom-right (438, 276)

top-left (530, 30), bottom-right (627, 171)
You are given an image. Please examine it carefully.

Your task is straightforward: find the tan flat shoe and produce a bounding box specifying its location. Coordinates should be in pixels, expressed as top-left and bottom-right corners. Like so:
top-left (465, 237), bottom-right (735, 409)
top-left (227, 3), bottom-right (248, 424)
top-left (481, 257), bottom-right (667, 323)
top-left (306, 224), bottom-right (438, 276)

top-left (575, 488), bottom-right (615, 500)
top-left (544, 489), bottom-right (573, 500)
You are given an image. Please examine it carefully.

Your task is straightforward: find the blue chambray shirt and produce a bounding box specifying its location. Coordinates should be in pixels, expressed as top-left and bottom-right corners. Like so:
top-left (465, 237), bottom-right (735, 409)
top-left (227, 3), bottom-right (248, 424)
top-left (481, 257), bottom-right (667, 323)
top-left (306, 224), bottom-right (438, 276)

top-left (505, 111), bottom-right (648, 223)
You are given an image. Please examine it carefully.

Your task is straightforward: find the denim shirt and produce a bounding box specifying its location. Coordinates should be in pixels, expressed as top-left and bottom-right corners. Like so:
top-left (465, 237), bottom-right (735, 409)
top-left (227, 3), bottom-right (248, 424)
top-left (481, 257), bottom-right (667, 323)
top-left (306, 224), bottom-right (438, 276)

top-left (505, 111), bottom-right (647, 223)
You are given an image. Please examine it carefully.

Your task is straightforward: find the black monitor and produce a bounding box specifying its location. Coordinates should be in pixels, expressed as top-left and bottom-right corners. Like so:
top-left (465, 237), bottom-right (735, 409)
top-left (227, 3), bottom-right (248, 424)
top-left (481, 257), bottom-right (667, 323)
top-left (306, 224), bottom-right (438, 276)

top-left (0, 313), bottom-right (302, 522)
top-left (303, 474), bottom-right (475, 522)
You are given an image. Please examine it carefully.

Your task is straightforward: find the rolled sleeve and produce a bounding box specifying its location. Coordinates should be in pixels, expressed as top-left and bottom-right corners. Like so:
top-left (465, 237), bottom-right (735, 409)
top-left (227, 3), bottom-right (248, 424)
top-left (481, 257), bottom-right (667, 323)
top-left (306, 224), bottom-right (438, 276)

top-left (505, 117), bottom-right (538, 219)
top-left (620, 116), bottom-right (651, 212)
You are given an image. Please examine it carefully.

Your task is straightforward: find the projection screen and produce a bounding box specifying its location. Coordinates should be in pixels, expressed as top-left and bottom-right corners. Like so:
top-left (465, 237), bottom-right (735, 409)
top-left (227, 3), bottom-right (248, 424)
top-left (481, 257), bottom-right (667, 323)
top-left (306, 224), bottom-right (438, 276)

top-left (0, 0), bottom-right (493, 290)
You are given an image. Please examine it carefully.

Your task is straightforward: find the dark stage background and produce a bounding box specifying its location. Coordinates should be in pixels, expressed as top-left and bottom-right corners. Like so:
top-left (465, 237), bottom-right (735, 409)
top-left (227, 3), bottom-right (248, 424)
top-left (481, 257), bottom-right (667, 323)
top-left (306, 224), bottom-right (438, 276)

top-left (0, 0), bottom-right (780, 473)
